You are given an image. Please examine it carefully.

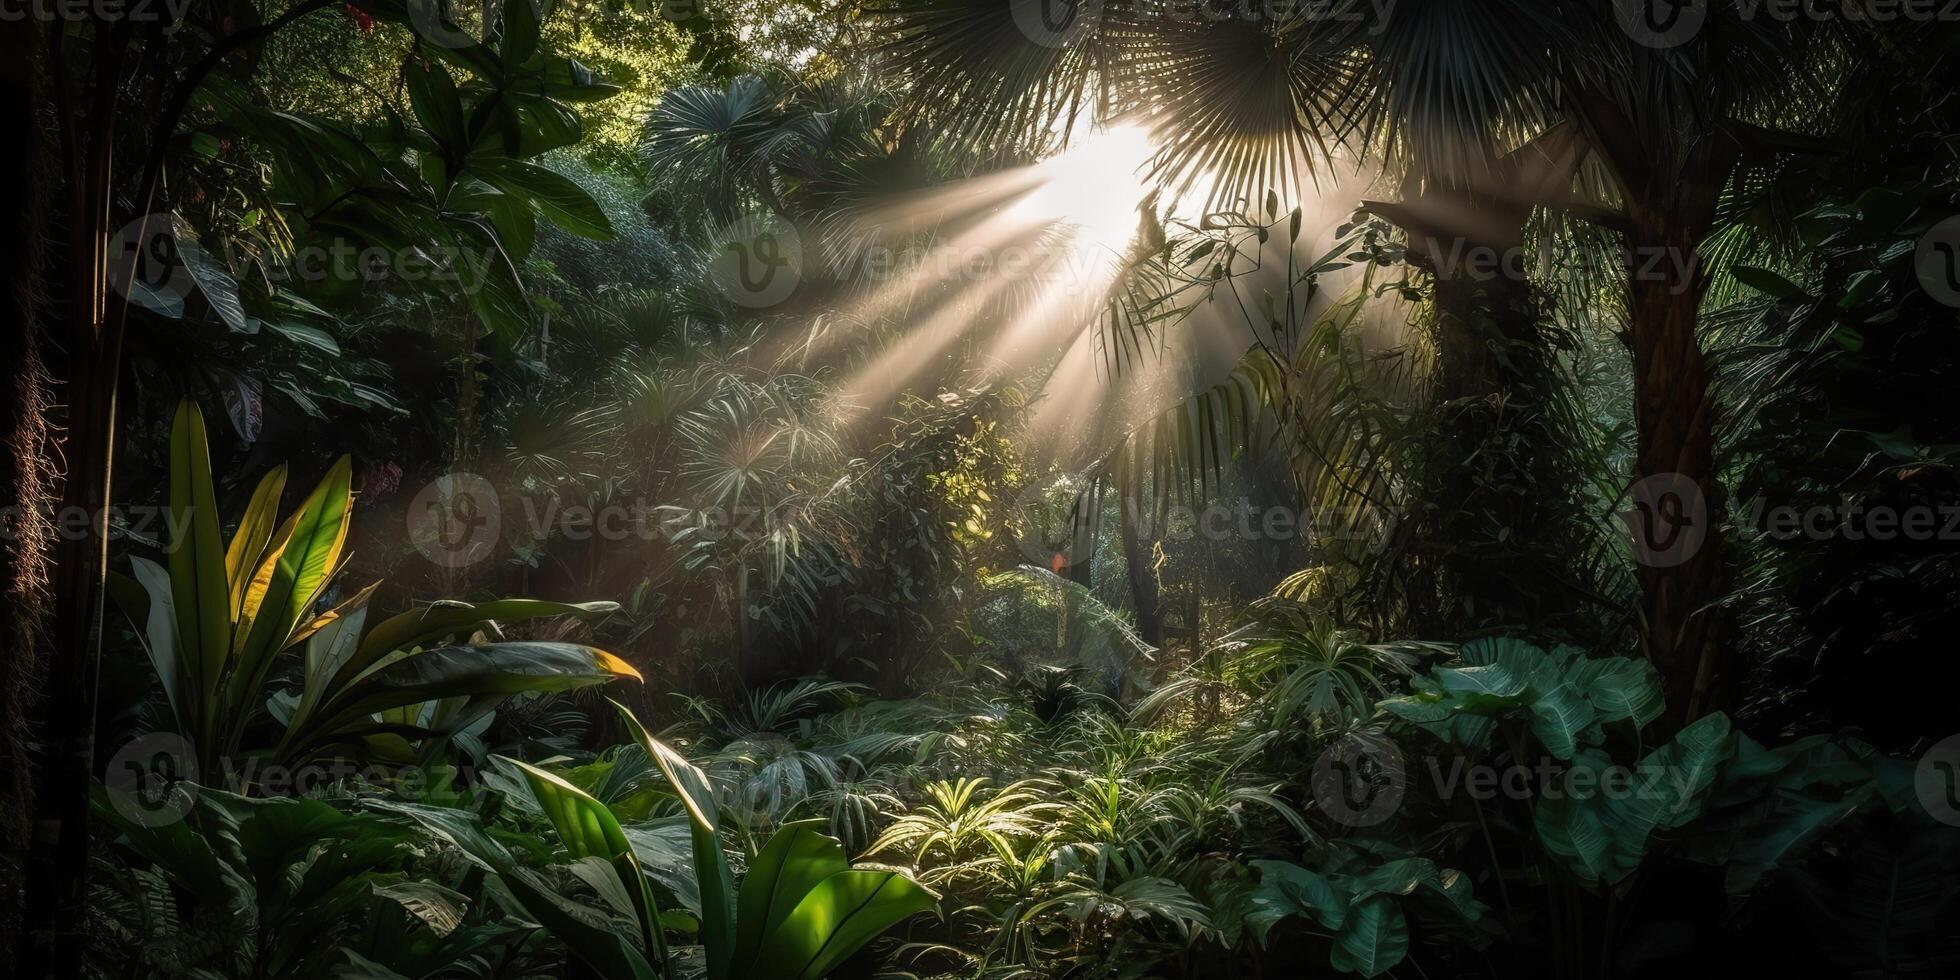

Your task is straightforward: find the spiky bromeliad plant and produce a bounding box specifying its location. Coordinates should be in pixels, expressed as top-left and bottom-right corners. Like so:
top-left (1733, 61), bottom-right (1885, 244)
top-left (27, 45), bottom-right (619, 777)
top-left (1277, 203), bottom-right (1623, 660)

top-left (112, 400), bottom-right (641, 774)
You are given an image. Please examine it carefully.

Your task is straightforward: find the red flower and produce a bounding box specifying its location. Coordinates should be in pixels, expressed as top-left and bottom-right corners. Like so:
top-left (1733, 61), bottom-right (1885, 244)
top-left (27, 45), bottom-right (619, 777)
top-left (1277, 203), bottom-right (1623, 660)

top-left (344, 3), bottom-right (375, 32)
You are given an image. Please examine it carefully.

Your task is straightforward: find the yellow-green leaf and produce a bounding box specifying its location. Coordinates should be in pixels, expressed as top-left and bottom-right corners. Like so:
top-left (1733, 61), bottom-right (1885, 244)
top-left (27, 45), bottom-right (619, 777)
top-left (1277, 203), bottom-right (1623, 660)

top-left (224, 465), bottom-right (287, 619)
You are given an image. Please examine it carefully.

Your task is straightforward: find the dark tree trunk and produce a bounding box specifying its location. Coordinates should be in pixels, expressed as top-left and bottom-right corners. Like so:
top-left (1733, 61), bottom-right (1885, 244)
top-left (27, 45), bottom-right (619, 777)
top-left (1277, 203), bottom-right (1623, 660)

top-left (22, 22), bottom-right (133, 977)
top-left (1117, 447), bottom-right (1163, 648)
top-left (1566, 91), bottom-right (1740, 726)
top-left (1363, 126), bottom-right (1592, 637)
top-left (1624, 214), bottom-right (1724, 723)
top-left (0, 18), bottom-right (55, 964)
top-left (1424, 263), bottom-right (1562, 631)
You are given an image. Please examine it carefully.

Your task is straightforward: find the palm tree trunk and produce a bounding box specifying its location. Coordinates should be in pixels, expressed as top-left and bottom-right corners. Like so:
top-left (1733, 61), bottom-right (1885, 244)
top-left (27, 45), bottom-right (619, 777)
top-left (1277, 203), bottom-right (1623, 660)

top-left (1624, 217), bottom-right (1723, 723)
top-left (1569, 93), bottom-right (1739, 726)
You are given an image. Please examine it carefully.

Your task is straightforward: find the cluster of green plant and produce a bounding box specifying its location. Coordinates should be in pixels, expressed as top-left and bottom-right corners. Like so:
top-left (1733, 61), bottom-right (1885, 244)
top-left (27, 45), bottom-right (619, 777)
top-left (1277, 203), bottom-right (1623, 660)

top-left (16, 1), bottom-right (1960, 978)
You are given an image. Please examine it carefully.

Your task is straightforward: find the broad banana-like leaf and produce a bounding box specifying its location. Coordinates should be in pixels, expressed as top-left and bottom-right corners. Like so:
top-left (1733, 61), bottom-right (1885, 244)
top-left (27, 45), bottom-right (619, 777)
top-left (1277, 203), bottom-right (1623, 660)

top-left (288, 582), bottom-right (381, 733)
top-left (734, 820), bottom-right (849, 975)
top-left (343, 599), bottom-right (619, 690)
top-left (505, 757), bottom-right (667, 968)
top-left (505, 757), bottom-right (635, 861)
top-left (745, 869), bottom-right (938, 980)
top-left (614, 699), bottom-right (735, 980)
top-left (167, 400), bottom-right (231, 740)
top-left (126, 557), bottom-right (187, 728)
top-left (224, 464), bottom-right (288, 619)
top-left (282, 643), bottom-right (639, 760)
top-left (231, 455), bottom-right (353, 691)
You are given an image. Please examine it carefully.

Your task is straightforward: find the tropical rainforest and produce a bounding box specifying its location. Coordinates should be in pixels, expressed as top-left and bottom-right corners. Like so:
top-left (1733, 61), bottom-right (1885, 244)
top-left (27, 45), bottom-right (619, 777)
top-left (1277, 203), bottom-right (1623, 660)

top-left (1, 2), bottom-right (1958, 978)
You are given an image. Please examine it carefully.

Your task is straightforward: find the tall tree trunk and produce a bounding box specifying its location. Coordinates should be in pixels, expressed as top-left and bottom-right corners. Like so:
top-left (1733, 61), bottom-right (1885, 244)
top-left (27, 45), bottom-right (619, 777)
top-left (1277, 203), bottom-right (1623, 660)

top-left (0, 18), bottom-right (55, 964)
top-left (1624, 214), bottom-right (1723, 723)
top-left (23, 23), bottom-right (132, 977)
top-left (1364, 126), bottom-right (1591, 637)
top-left (1116, 447), bottom-right (1163, 648)
top-left (1424, 264), bottom-right (1562, 632)
top-left (1569, 92), bottom-right (1739, 726)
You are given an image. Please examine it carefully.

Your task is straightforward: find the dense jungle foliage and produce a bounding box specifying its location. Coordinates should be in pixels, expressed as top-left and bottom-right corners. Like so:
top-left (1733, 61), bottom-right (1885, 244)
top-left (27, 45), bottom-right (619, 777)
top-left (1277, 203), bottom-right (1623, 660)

top-left (3, 2), bottom-right (1960, 978)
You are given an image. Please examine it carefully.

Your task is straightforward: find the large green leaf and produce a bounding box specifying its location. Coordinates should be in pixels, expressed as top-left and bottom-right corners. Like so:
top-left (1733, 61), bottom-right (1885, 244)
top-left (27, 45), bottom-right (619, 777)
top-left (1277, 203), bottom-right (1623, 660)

top-left (348, 599), bottom-right (617, 689)
top-left (224, 465), bottom-right (287, 620)
top-left (472, 157), bottom-right (614, 240)
top-left (228, 456), bottom-right (353, 752)
top-left (614, 700), bottom-right (735, 979)
top-left (1243, 860), bottom-right (1346, 942)
top-left (1328, 895), bottom-right (1409, 978)
top-left (734, 820), bottom-right (850, 975)
top-left (128, 556), bottom-right (187, 728)
top-left (231, 458), bottom-right (351, 667)
top-left (746, 869), bottom-right (938, 980)
top-left (1527, 681), bottom-right (1596, 760)
top-left (505, 758), bottom-right (633, 862)
top-left (1570, 655), bottom-right (1665, 727)
top-left (505, 757), bottom-right (667, 965)
top-left (1536, 713), bottom-right (1738, 887)
top-left (286, 642), bottom-right (637, 758)
top-left (167, 400), bottom-right (231, 742)
top-left (406, 56), bottom-right (468, 153)
top-left (498, 0), bottom-right (541, 65)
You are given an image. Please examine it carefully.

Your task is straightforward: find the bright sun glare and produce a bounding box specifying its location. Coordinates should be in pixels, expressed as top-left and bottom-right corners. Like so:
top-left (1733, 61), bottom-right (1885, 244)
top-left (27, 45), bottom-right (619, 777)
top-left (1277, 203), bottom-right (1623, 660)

top-left (1017, 124), bottom-right (1155, 249)
top-left (832, 123), bottom-right (1161, 417)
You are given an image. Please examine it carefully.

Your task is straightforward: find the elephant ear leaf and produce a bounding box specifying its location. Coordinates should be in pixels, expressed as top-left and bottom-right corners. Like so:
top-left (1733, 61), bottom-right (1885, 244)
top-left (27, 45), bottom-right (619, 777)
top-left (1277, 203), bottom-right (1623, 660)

top-left (734, 820), bottom-right (849, 975)
top-left (1328, 894), bottom-right (1410, 978)
top-left (748, 869), bottom-right (938, 980)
